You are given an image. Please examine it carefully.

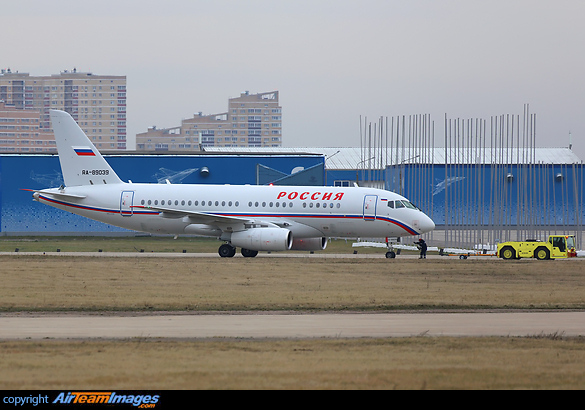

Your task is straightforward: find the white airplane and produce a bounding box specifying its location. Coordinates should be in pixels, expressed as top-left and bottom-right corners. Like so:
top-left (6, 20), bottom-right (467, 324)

top-left (27, 110), bottom-right (435, 257)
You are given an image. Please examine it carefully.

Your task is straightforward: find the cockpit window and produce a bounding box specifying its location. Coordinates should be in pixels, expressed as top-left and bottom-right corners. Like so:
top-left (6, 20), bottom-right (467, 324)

top-left (403, 201), bottom-right (417, 209)
top-left (388, 200), bottom-right (419, 209)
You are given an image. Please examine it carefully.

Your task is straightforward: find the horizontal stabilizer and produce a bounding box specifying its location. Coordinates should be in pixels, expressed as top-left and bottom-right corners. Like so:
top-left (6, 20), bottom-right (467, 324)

top-left (21, 189), bottom-right (87, 200)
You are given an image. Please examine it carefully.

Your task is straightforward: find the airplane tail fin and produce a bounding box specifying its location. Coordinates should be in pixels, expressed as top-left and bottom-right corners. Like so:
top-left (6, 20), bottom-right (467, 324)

top-left (50, 110), bottom-right (123, 187)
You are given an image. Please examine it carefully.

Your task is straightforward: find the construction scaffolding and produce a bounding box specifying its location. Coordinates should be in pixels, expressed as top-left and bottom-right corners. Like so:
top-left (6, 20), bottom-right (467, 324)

top-left (359, 106), bottom-right (584, 249)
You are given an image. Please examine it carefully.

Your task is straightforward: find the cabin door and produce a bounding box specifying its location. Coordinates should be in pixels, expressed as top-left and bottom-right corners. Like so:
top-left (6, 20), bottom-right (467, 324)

top-left (120, 191), bottom-right (134, 217)
top-left (363, 195), bottom-right (377, 220)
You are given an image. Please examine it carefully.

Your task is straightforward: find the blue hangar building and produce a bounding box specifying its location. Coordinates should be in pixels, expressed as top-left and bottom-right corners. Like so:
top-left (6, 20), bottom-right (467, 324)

top-left (0, 150), bottom-right (325, 234)
top-left (0, 147), bottom-right (583, 235)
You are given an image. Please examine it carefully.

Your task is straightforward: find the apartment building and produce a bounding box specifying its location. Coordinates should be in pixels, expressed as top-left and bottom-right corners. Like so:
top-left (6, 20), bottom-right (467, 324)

top-left (0, 101), bottom-right (56, 153)
top-left (136, 91), bottom-right (282, 151)
top-left (0, 69), bottom-right (127, 150)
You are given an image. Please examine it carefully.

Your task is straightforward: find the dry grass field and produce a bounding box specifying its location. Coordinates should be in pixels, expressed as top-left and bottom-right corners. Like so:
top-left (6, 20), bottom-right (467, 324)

top-left (0, 255), bottom-right (584, 311)
top-left (1, 337), bottom-right (585, 390)
top-left (1, 236), bottom-right (584, 389)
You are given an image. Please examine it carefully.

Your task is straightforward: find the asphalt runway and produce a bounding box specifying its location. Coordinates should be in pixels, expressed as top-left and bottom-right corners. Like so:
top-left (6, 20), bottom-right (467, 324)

top-left (1, 311), bottom-right (584, 339)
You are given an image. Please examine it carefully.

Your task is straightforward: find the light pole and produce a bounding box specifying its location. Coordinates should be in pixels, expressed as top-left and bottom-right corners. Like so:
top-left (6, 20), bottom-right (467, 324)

top-left (355, 156), bottom-right (375, 186)
top-left (398, 155), bottom-right (420, 195)
top-left (325, 150), bottom-right (340, 186)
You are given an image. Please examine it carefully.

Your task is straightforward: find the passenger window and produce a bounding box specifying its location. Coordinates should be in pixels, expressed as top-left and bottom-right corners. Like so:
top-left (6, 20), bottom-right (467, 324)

top-left (161, 200), bottom-right (165, 205)
top-left (262, 202), bottom-right (266, 207)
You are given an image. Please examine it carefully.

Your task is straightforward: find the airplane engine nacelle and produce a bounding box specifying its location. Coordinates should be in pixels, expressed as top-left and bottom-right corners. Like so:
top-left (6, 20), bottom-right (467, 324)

top-left (231, 228), bottom-right (293, 251)
top-left (290, 237), bottom-right (328, 251)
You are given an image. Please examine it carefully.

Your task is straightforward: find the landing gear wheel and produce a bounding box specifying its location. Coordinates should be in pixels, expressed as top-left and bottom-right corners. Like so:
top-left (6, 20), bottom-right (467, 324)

top-left (385, 251), bottom-right (396, 259)
top-left (218, 243), bottom-right (236, 258)
top-left (241, 248), bottom-right (259, 258)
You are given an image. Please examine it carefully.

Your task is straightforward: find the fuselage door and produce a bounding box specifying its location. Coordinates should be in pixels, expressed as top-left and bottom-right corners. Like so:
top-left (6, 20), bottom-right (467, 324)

top-left (120, 191), bottom-right (134, 217)
top-left (363, 195), bottom-right (378, 220)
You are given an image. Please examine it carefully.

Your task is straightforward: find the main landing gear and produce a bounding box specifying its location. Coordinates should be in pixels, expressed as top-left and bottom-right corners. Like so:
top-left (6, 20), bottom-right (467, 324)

top-left (218, 243), bottom-right (258, 258)
top-left (218, 243), bottom-right (236, 258)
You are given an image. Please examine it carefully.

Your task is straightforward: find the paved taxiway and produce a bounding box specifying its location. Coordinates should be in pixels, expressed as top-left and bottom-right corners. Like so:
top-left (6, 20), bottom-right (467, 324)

top-left (1, 311), bottom-right (584, 339)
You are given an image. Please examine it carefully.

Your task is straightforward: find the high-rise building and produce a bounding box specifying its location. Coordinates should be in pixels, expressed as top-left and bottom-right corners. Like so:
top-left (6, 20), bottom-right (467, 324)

top-left (0, 101), bottom-right (55, 153)
top-left (0, 69), bottom-right (127, 150)
top-left (136, 91), bottom-right (282, 151)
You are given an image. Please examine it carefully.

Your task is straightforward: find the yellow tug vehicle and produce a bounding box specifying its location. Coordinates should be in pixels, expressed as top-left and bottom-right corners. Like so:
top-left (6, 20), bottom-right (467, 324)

top-left (497, 235), bottom-right (577, 260)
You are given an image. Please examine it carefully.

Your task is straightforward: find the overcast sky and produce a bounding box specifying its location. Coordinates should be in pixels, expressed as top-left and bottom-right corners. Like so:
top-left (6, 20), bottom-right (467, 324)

top-left (4, 0), bottom-right (585, 158)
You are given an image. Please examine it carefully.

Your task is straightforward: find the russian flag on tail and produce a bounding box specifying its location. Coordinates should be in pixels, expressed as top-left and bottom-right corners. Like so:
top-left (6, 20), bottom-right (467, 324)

top-left (73, 147), bottom-right (96, 156)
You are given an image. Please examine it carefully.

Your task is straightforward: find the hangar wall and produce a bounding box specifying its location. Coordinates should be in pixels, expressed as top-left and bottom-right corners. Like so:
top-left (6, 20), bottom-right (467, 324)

top-left (392, 163), bottom-right (584, 247)
top-left (388, 164), bottom-right (584, 225)
top-left (0, 154), bottom-right (324, 234)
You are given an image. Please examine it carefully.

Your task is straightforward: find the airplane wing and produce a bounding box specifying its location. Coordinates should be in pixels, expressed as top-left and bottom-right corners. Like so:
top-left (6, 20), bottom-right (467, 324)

top-left (131, 205), bottom-right (266, 227)
top-left (130, 205), bottom-right (321, 237)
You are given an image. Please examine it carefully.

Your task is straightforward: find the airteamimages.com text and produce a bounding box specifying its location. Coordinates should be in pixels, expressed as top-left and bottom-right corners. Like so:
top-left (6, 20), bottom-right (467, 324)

top-left (3, 392), bottom-right (160, 408)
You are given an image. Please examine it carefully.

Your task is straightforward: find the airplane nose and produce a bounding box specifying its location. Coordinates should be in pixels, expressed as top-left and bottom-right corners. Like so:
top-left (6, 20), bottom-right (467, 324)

top-left (419, 214), bottom-right (435, 234)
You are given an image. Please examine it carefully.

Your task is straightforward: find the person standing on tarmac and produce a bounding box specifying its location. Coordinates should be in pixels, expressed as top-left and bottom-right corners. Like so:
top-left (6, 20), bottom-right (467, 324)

top-left (416, 238), bottom-right (427, 259)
